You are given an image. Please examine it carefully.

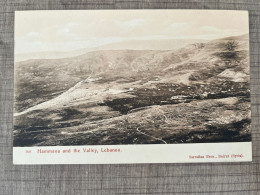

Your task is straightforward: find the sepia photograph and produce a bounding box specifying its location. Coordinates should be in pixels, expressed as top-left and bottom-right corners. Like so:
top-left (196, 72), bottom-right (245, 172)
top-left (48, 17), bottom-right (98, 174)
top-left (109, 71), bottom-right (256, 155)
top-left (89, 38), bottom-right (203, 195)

top-left (14, 10), bottom-right (251, 148)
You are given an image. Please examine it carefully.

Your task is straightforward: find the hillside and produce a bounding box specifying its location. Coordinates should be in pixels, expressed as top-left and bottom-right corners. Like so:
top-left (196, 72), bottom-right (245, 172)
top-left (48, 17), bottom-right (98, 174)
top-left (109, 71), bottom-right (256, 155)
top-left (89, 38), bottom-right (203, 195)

top-left (14, 35), bottom-right (251, 146)
top-left (15, 39), bottom-right (207, 62)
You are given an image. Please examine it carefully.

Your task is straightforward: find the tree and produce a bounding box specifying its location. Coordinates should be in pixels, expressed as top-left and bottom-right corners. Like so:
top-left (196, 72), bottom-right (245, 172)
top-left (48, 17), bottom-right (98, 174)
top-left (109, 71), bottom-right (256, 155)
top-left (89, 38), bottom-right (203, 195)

top-left (216, 40), bottom-right (241, 64)
top-left (224, 40), bottom-right (239, 51)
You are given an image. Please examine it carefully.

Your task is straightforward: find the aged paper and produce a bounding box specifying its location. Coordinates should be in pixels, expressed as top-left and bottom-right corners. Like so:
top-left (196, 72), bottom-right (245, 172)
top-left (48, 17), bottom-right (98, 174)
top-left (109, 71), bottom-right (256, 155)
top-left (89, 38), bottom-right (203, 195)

top-left (13, 10), bottom-right (251, 164)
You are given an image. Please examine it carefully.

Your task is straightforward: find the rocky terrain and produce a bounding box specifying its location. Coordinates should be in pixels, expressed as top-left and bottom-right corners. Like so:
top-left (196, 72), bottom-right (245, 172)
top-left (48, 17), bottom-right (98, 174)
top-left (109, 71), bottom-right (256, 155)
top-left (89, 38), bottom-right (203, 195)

top-left (13, 34), bottom-right (251, 146)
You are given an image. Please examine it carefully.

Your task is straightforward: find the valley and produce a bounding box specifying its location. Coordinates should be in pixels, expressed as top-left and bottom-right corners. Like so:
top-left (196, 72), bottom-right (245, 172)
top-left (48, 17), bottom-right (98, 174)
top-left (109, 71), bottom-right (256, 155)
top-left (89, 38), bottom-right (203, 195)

top-left (13, 34), bottom-right (251, 146)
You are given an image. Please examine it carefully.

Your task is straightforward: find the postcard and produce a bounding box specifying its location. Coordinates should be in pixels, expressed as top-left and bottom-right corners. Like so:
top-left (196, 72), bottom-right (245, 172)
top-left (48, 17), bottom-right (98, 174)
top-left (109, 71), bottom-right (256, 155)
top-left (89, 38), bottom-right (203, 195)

top-left (13, 10), bottom-right (251, 164)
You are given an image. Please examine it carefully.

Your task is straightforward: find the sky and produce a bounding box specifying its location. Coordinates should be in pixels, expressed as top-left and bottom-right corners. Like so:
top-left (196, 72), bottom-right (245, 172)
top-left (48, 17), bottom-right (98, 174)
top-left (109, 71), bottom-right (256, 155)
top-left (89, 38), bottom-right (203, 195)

top-left (15, 10), bottom-right (249, 54)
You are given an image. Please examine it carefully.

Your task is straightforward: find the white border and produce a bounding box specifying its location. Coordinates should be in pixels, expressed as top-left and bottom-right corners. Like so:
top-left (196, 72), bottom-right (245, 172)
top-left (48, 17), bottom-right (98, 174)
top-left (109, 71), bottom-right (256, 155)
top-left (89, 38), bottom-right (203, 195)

top-left (13, 142), bottom-right (252, 164)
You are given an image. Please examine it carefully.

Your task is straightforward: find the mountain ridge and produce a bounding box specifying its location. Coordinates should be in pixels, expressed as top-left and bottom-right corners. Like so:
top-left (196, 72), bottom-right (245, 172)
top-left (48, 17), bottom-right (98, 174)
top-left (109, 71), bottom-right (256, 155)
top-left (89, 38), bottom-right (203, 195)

top-left (15, 38), bottom-right (208, 62)
top-left (15, 34), bottom-right (249, 113)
